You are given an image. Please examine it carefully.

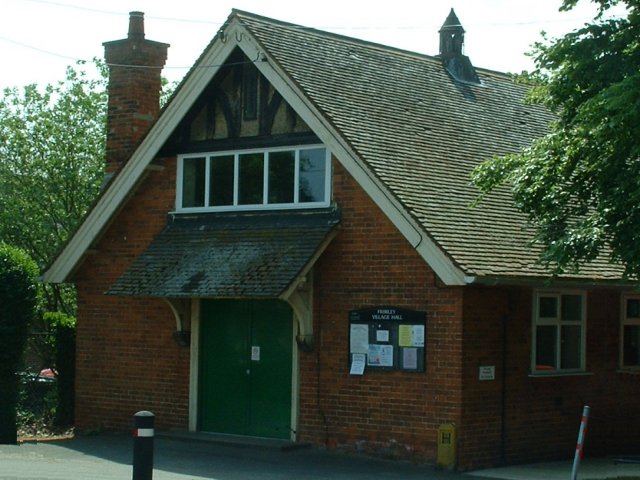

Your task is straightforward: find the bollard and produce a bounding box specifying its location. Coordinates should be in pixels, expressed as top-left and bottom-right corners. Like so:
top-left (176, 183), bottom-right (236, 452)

top-left (132, 410), bottom-right (155, 480)
top-left (570, 405), bottom-right (590, 480)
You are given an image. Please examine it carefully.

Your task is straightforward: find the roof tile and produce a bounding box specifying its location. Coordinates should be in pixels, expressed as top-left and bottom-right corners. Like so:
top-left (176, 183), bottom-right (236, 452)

top-left (108, 208), bottom-right (340, 297)
top-left (233, 11), bottom-right (622, 281)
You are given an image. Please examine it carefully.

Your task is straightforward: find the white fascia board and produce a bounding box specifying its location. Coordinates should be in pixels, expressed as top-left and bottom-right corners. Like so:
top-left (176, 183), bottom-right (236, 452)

top-left (42, 28), bottom-right (241, 283)
top-left (236, 35), bottom-right (466, 286)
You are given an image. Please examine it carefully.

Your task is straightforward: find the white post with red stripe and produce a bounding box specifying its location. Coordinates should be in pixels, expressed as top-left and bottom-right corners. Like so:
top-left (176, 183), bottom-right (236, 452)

top-left (571, 405), bottom-right (590, 480)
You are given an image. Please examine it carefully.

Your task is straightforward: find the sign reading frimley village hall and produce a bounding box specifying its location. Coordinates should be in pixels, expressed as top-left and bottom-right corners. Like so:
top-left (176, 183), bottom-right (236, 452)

top-left (349, 306), bottom-right (426, 375)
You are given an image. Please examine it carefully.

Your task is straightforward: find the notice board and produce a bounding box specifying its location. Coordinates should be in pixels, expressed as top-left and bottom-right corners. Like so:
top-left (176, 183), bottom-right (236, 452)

top-left (348, 306), bottom-right (426, 374)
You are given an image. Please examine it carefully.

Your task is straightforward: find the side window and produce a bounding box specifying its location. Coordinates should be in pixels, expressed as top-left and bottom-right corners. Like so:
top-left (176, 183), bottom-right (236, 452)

top-left (532, 292), bottom-right (586, 373)
top-left (621, 296), bottom-right (640, 369)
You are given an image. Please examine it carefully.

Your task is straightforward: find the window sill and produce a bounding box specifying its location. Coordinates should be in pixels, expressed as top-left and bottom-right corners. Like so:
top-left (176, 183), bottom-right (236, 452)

top-left (528, 371), bottom-right (593, 378)
top-left (172, 202), bottom-right (331, 215)
top-left (617, 368), bottom-right (640, 375)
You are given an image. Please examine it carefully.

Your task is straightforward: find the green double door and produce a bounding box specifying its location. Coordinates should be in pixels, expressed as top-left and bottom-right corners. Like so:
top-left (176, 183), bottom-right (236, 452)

top-left (199, 299), bottom-right (293, 439)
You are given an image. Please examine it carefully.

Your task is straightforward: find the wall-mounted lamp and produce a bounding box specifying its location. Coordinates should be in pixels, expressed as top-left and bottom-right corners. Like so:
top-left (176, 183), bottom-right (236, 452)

top-left (173, 330), bottom-right (190, 347)
top-left (296, 334), bottom-right (315, 352)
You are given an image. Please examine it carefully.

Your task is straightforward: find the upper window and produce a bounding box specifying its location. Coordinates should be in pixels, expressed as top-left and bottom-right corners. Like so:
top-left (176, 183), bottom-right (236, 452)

top-left (621, 295), bottom-right (640, 369)
top-left (532, 291), bottom-right (586, 374)
top-left (176, 146), bottom-right (330, 212)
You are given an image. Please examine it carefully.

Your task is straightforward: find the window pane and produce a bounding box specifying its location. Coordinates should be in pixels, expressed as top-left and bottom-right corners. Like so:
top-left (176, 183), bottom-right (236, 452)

top-left (561, 295), bottom-right (582, 321)
top-left (299, 148), bottom-right (326, 203)
top-left (209, 155), bottom-right (234, 206)
top-left (182, 157), bottom-right (206, 207)
top-left (538, 296), bottom-right (557, 319)
top-left (627, 299), bottom-right (640, 318)
top-left (623, 325), bottom-right (640, 367)
top-left (238, 153), bottom-right (264, 205)
top-left (561, 325), bottom-right (581, 369)
top-left (535, 325), bottom-right (557, 370)
top-left (268, 151), bottom-right (295, 204)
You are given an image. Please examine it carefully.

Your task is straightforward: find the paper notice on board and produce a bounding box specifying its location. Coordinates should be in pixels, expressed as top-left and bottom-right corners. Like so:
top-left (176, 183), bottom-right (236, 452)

top-left (376, 329), bottom-right (389, 342)
top-left (399, 325), bottom-right (425, 347)
top-left (368, 344), bottom-right (394, 367)
top-left (350, 324), bottom-right (369, 354)
top-left (402, 348), bottom-right (418, 369)
top-left (412, 325), bottom-right (425, 347)
top-left (350, 353), bottom-right (366, 375)
top-left (399, 325), bottom-right (412, 346)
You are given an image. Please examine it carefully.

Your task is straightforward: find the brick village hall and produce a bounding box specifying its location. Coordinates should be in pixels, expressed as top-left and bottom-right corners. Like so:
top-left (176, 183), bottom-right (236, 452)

top-left (43, 9), bottom-right (640, 471)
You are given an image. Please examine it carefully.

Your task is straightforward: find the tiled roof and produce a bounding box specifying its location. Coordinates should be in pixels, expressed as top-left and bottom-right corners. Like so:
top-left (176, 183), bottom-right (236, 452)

top-left (233, 11), bottom-right (623, 281)
top-left (107, 208), bottom-right (340, 298)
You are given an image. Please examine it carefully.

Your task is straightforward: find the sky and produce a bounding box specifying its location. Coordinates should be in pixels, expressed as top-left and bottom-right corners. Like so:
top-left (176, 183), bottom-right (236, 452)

top-left (0, 0), bottom-right (626, 91)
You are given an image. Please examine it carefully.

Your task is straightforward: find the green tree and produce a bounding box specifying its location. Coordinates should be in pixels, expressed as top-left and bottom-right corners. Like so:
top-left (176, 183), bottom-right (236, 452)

top-left (0, 60), bottom-right (107, 313)
top-left (0, 244), bottom-right (39, 444)
top-left (471, 0), bottom-right (640, 278)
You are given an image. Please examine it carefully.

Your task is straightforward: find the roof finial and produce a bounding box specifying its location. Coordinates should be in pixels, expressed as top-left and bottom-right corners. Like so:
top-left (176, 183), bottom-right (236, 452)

top-left (439, 8), bottom-right (465, 57)
top-left (437, 8), bottom-right (480, 85)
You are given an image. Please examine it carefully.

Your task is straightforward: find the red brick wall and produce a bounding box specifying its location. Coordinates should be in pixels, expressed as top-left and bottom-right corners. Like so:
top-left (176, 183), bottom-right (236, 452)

top-left (459, 286), bottom-right (640, 470)
top-left (458, 286), bottom-right (509, 470)
top-left (72, 153), bottom-right (466, 446)
top-left (71, 149), bottom-right (640, 469)
top-left (296, 159), bottom-right (465, 462)
top-left (583, 290), bottom-right (640, 457)
top-left (73, 159), bottom-right (190, 431)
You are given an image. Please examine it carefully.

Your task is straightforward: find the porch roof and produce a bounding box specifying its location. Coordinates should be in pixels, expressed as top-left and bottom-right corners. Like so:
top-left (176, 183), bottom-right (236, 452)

top-left (107, 208), bottom-right (340, 298)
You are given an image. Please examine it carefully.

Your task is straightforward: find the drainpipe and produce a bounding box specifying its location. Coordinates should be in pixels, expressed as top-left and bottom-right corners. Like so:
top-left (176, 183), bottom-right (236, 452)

top-left (500, 312), bottom-right (508, 465)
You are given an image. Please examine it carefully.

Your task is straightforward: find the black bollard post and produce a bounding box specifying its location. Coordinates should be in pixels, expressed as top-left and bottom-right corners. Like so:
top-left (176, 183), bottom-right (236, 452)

top-left (132, 410), bottom-right (155, 480)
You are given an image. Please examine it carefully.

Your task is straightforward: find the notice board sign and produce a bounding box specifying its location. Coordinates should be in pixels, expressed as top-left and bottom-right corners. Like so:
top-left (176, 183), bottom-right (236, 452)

top-left (349, 306), bottom-right (426, 374)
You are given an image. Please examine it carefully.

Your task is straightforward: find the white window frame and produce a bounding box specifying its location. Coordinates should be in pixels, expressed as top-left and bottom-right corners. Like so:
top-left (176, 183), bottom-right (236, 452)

top-left (620, 294), bottom-right (640, 370)
top-left (175, 145), bottom-right (331, 213)
top-left (531, 290), bottom-right (587, 374)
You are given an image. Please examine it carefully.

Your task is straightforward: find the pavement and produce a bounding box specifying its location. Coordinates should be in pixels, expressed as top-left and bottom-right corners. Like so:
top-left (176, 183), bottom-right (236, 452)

top-left (0, 433), bottom-right (638, 480)
top-left (472, 457), bottom-right (640, 480)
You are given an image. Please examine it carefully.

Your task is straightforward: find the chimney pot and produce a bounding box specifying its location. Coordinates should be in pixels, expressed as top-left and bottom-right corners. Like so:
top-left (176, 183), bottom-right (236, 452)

top-left (128, 11), bottom-right (145, 40)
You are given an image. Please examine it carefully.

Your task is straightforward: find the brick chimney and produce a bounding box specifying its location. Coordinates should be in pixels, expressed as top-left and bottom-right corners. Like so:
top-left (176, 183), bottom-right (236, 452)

top-left (103, 12), bottom-right (169, 175)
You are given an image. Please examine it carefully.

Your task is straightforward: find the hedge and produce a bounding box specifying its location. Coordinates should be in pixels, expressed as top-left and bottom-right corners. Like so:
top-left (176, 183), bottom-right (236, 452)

top-left (0, 243), bottom-right (39, 444)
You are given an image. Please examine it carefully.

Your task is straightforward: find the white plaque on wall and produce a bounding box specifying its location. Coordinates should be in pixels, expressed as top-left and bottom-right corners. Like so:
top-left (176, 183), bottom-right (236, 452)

top-left (479, 365), bottom-right (495, 381)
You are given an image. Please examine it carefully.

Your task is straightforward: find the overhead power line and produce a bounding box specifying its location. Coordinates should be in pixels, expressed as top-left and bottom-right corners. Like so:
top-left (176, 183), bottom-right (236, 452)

top-left (0, 35), bottom-right (80, 61)
top-left (19, 0), bottom-right (224, 25)
top-left (16, 0), bottom-right (604, 29)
